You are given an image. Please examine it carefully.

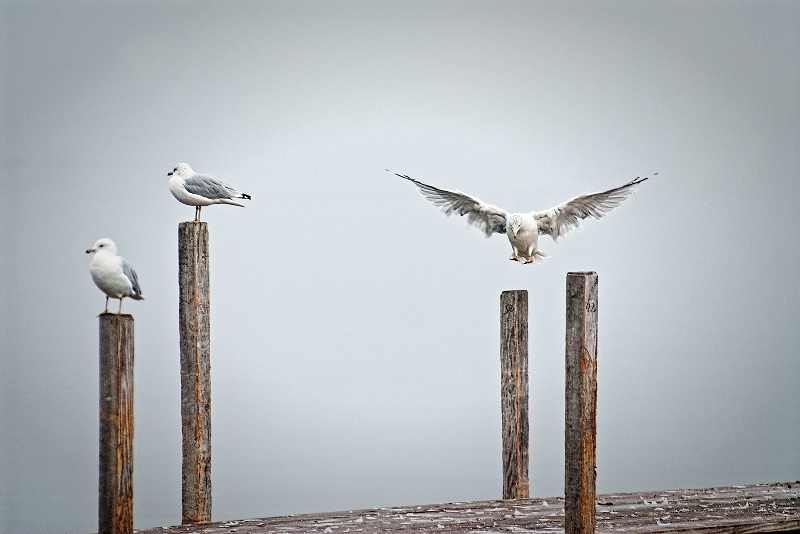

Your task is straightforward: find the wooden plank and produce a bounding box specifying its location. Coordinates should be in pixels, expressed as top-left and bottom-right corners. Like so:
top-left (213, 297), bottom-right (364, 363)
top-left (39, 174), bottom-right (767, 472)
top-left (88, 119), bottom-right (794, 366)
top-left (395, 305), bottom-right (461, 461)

top-left (500, 290), bottom-right (529, 500)
top-left (593, 483), bottom-right (800, 534)
top-left (133, 482), bottom-right (800, 534)
top-left (178, 222), bottom-right (212, 524)
top-left (565, 272), bottom-right (599, 534)
top-left (98, 313), bottom-right (134, 534)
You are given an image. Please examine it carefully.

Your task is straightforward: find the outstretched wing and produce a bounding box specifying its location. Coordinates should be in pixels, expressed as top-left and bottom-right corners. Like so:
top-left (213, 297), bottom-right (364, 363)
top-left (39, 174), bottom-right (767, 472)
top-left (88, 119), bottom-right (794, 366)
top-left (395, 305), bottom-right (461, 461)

top-left (397, 173), bottom-right (508, 236)
top-left (534, 176), bottom-right (649, 241)
top-left (183, 173), bottom-right (239, 200)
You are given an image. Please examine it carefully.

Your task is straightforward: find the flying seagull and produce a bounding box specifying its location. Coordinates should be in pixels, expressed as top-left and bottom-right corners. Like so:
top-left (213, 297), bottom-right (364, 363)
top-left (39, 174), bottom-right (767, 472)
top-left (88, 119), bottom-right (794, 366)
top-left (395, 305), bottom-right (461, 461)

top-left (168, 162), bottom-right (252, 222)
top-left (395, 171), bottom-right (653, 264)
top-left (86, 238), bottom-right (144, 314)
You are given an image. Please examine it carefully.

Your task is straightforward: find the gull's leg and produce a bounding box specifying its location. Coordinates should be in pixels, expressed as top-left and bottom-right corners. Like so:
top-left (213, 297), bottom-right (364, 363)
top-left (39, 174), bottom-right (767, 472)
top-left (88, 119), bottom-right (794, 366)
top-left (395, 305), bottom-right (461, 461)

top-left (118, 298), bottom-right (123, 314)
top-left (103, 296), bottom-right (109, 314)
top-left (194, 206), bottom-right (202, 222)
top-left (525, 244), bottom-right (537, 263)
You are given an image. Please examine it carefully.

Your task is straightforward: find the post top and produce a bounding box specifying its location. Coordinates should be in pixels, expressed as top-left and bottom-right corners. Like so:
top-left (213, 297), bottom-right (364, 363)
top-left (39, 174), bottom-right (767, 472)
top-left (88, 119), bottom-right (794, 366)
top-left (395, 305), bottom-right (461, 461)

top-left (567, 271), bottom-right (598, 281)
top-left (500, 289), bottom-right (528, 296)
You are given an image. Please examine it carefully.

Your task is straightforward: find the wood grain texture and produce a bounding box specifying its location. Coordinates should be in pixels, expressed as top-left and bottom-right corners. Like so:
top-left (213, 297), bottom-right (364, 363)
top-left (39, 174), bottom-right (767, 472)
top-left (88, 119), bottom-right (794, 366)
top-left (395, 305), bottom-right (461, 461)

top-left (98, 313), bottom-right (134, 534)
top-left (565, 272), bottom-right (599, 534)
top-left (134, 482), bottom-right (800, 534)
top-left (178, 222), bottom-right (212, 524)
top-left (500, 290), bottom-right (529, 500)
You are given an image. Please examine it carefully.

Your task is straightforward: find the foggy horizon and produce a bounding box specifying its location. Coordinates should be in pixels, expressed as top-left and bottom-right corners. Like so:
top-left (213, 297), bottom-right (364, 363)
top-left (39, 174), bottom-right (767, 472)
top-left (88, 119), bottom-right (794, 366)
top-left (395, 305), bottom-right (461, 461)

top-left (1, 1), bottom-right (798, 533)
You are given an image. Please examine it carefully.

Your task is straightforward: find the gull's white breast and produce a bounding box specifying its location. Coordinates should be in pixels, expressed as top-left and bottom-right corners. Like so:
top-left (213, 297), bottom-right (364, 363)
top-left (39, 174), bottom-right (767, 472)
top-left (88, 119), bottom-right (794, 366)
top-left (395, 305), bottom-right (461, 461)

top-left (169, 176), bottom-right (215, 207)
top-left (506, 214), bottom-right (539, 249)
top-left (90, 254), bottom-right (133, 299)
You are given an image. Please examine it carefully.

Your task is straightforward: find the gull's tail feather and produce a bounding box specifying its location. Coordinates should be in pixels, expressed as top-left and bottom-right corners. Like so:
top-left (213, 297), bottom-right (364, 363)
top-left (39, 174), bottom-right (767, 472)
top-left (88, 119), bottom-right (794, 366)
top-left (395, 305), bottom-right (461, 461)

top-left (528, 250), bottom-right (548, 264)
top-left (512, 250), bottom-right (548, 264)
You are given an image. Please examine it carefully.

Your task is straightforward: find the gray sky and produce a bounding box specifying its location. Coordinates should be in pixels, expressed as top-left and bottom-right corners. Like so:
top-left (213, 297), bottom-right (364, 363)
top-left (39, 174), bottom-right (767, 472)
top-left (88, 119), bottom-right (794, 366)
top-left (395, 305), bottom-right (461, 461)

top-left (1, 1), bottom-right (798, 533)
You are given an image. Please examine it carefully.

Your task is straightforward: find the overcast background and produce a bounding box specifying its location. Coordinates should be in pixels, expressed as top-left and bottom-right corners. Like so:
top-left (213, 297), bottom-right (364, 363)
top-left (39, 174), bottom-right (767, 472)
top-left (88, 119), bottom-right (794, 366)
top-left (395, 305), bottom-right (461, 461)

top-left (1, 1), bottom-right (799, 533)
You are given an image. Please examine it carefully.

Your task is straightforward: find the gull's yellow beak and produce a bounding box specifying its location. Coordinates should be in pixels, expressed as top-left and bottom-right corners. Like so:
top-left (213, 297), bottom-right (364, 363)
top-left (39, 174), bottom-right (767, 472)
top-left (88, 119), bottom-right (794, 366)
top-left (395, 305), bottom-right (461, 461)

top-left (86, 247), bottom-right (96, 254)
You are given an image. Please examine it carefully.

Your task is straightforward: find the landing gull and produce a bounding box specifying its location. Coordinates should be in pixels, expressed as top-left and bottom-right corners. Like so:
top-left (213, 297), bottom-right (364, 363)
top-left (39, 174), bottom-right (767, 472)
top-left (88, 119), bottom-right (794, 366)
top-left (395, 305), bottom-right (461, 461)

top-left (168, 162), bottom-right (251, 222)
top-left (394, 171), bottom-right (654, 264)
top-left (86, 238), bottom-right (144, 314)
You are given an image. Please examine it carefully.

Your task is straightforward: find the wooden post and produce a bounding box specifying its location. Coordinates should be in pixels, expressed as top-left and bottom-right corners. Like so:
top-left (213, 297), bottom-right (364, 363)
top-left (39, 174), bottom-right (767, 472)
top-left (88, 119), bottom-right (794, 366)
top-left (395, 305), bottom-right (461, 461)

top-left (99, 313), bottom-right (134, 534)
top-left (564, 272), bottom-right (598, 534)
top-left (178, 222), bottom-right (212, 524)
top-left (500, 290), bottom-right (529, 499)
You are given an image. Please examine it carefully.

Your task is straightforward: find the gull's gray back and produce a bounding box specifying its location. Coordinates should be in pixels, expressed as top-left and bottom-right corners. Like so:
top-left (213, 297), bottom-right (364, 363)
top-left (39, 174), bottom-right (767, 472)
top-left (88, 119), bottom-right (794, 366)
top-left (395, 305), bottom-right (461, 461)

top-left (184, 174), bottom-right (238, 199)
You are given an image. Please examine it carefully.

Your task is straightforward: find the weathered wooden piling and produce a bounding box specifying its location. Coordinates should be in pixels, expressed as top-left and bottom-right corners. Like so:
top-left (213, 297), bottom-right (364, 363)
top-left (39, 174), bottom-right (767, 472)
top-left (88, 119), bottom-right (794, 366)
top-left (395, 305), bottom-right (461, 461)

top-left (499, 290), bottom-right (529, 500)
top-left (178, 222), bottom-right (212, 524)
top-left (99, 313), bottom-right (134, 534)
top-left (564, 272), bottom-right (598, 534)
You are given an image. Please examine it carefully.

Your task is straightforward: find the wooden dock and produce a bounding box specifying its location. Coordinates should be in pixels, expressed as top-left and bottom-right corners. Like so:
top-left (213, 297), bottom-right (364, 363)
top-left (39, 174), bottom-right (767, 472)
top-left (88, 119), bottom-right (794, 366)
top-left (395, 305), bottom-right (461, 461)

top-left (132, 482), bottom-right (799, 534)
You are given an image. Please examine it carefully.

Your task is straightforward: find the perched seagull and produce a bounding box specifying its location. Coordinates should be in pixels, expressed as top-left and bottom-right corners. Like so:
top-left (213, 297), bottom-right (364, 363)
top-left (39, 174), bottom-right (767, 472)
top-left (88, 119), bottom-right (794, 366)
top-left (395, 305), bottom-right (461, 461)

top-left (168, 162), bottom-right (252, 222)
top-left (395, 171), bottom-right (653, 264)
top-left (86, 238), bottom-right (144, 314)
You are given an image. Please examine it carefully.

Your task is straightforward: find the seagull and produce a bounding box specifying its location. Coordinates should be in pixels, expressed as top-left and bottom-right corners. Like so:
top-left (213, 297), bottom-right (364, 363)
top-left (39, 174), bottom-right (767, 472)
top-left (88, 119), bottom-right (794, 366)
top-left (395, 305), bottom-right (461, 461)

top-left (168, 162), bottom-right (252, 222)
top-left (86, 238), bottom-right (144, 314)
top-left (395, 171), bottom-right (653, 264)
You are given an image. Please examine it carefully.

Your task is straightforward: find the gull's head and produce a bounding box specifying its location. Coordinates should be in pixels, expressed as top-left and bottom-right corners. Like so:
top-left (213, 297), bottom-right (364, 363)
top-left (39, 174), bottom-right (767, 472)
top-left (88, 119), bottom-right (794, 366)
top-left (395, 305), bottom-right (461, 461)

top-left (508, 214), bottom-right (523, 238)
top-left (168, 162), bottom-right (193, 177)
top-left (86, 238), bottom-right (117, 255)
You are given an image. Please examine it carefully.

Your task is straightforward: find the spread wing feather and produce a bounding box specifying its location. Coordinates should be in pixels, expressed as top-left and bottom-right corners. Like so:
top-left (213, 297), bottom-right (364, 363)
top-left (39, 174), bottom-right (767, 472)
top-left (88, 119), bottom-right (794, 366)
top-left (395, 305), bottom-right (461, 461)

top-left (534, 176), bottom-right (648, 241)
top-left (397, 174), bottom-right (508, 236)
